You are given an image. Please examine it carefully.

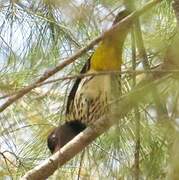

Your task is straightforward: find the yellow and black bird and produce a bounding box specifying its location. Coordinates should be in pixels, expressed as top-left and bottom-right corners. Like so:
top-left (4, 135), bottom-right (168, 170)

top-left (47, 9), bottom-right (131, 153)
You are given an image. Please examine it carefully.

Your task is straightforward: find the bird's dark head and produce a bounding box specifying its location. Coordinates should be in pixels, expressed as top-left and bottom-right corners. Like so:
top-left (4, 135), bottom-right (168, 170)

top-left (47, 120), bottom-right (86, 154)
top-left (112, 9), bottom-right (130, 25)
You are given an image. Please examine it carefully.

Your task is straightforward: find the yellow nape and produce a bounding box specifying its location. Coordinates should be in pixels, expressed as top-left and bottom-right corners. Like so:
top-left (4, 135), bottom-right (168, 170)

top-left (90, 39), bottom-right (122, 71)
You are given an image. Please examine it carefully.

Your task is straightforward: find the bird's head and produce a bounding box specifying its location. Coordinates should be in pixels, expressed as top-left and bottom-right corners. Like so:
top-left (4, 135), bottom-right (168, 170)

top-left (47, 120), bottom-right (86, 154)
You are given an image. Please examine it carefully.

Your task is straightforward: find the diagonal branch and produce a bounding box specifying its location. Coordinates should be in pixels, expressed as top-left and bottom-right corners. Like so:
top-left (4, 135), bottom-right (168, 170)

top-left (0, 0), bottom-right (162, 113)
top-left (20, 72), bottom-right (171, 180)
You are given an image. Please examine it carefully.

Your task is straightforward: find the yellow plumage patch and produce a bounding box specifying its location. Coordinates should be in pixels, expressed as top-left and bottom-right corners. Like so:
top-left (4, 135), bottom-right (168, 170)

top-left (90, 33), bottom-right (125, 71)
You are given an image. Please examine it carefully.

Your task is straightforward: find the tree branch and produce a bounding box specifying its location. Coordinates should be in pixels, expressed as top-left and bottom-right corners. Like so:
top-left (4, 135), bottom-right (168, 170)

top-left (21, 71), bottom-right (171, 180)
top-left (0, 0), bottom-right (162, 113)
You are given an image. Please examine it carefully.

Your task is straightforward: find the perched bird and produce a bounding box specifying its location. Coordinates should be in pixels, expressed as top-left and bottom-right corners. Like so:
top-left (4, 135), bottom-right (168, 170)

top-left (47, 9), bottom-right (131, 154)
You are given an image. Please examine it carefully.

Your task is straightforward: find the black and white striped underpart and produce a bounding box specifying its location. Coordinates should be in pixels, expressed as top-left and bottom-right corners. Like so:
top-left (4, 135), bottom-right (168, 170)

top-left (67, 70), bottom-right (121, 126)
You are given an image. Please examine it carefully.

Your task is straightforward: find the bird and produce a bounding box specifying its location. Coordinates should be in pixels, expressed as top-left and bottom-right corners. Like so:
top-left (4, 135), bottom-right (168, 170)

top-left (47, 9), bottom-right (131, 154)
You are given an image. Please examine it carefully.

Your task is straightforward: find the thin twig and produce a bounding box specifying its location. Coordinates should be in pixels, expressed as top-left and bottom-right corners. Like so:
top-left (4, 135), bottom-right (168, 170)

top-left (2, 67), bottom-right (178, 100)
top-left (131, 18), bottom-right (141, 180)
top-left (77, 150), bottom-right (85, 180)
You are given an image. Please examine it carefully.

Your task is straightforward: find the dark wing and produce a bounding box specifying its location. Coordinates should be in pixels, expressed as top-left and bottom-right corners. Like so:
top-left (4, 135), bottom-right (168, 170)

top-left (66, 58), bottom-right (90, 114)
top-left (66, 9), bottom-right (130, 115)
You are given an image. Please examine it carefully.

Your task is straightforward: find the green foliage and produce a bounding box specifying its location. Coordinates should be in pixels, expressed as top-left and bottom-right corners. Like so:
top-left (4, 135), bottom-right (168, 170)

top-left (0, 0), bottom-right (178, 179)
